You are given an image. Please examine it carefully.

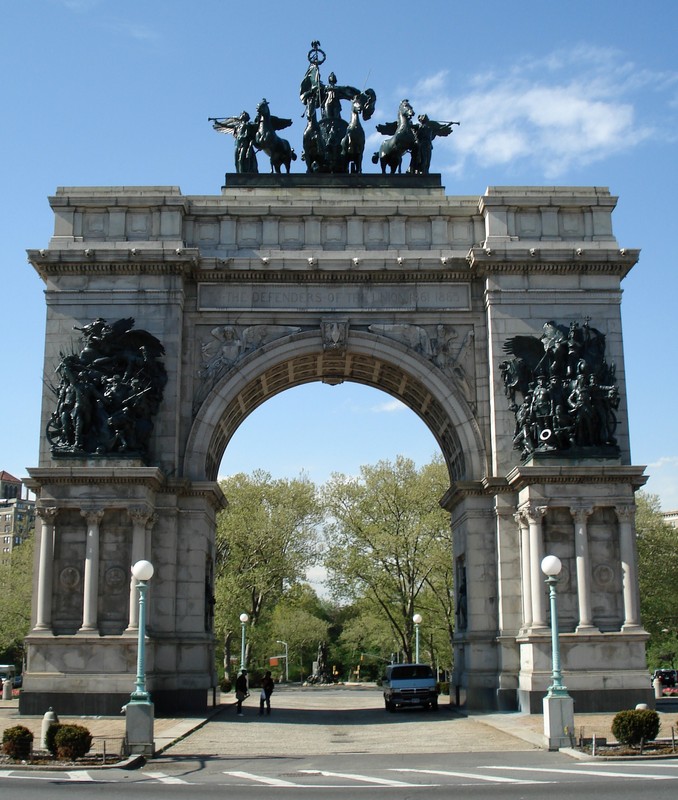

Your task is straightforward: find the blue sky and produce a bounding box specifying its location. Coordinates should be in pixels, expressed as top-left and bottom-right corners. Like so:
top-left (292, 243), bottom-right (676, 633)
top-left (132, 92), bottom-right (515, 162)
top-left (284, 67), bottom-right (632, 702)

top-left (2, 0), bottom-right (677, 509)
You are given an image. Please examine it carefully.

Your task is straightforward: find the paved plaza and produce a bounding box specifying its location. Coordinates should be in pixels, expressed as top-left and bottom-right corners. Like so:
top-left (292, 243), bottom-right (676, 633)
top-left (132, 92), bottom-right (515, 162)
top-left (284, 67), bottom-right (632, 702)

top-left (4, 684), bottom-right (674, 762)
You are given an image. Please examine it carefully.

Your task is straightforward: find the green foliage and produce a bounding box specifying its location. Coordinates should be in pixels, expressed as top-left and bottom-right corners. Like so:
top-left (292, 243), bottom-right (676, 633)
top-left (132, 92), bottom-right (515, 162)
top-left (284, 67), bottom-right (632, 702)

top-left (54, 724), bottom-right (92, 760)
top-left (267, 590), bottom-right (329, 680)
top-left (0, 533), bottom-right (35, 663)
top-left (214, 470), bottom-right (322, 671)
top-left (636, 493), bottom-right (678, 665)
top-left (323, 456), bottom-right (453, 665)
top-left (611, 709), bottom-right (660, 746)
top-left (2, 724), bottom-right (34, 759)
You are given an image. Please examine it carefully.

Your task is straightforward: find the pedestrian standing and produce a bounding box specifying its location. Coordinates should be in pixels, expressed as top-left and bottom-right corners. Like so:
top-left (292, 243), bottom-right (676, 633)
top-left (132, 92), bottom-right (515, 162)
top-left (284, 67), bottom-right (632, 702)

top-left (235, 669), bottom-right (248, 716)
top-left (259, 670), bottom-right (275, 716)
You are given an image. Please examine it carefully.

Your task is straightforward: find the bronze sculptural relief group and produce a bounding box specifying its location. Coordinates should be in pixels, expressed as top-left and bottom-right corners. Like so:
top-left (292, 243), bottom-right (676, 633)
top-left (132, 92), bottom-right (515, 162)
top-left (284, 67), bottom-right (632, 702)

top-left (500, 320), bottom-right (621, 460)
top-left (210, 41), bottom-right (458, 175)
top-left (47, 318), bottom-right (167, 459)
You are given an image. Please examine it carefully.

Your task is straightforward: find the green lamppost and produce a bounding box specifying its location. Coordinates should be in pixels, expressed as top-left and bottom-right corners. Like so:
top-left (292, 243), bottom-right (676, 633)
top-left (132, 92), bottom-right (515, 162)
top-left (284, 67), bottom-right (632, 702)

top-left (541, 555), bottom-right (574, 750)
top-left (125, 559), bottom-right (155, 755)
top-left (239, 613), bottom-right (249, 672)
top-left (413, 613), bottom-right (422, 662)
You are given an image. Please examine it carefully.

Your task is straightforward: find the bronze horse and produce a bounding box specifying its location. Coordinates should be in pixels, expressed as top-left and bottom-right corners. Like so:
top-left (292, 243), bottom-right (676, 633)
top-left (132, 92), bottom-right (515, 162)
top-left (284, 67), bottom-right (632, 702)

top-left (254, 99), bottom-right (297, 174)
top-left (340, 95), bottom-right (366, 174)
top-left (372, 99), bottom-right (416, 174)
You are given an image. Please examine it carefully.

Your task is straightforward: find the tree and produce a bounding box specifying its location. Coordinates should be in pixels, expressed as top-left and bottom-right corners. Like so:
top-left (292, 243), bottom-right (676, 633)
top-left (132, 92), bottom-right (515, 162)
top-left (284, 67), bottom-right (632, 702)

top-left (0, 534), bottom-right (34, 664)
top-left (323, 456), bottom-right (453, 664)
top-left (267, 585), bottom-right (330, 681)
top-left (214, 470), bottom-right (322, 673)
top-left (636, 492), bottom-right (678, 668)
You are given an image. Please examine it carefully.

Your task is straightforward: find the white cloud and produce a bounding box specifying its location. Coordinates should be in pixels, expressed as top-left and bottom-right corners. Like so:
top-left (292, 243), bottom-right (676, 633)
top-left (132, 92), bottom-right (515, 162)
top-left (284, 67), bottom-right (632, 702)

top-left (643, 456), bottom-right (678, 511)
top-left (394, 46), bottom-right (675, 178)
top-left (370, 399), bottom-right (407, 414)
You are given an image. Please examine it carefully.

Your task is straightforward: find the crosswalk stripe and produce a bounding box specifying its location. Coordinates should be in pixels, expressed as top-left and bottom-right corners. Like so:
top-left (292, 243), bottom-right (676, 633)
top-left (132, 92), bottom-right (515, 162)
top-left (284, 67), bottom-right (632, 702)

top-left (482, 765), bottom-right (676, 781)
top-left (393, 767), bottom-right (546, 784)
top-left (144, 771), bottom-right (189, 784)
top-left (298, 769), bottom-right (427, 786)
top-left (578, 762), bottom-right (678, 769)
top-left (66, 771), bottom-right (91, 781)
top-left (224, 770), bottom-right (298, 786)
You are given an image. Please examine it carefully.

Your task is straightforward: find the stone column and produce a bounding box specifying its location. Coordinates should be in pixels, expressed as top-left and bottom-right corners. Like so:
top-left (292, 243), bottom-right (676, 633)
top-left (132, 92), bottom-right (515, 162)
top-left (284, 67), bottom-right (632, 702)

top-left (79, 509), bottom-right (104, 633)
top-left (34, 507), bottom-right (58, 632)
top-left (126, 508), bottom-right (153, 631)
top-left (617, 505), bottom-right (642, 629)
top-left (526, 504), bottom-right (548, 630)
top-left (515, 511), bottom-right (532, 631)
top-left (571, 507), bottom-right (599, 632)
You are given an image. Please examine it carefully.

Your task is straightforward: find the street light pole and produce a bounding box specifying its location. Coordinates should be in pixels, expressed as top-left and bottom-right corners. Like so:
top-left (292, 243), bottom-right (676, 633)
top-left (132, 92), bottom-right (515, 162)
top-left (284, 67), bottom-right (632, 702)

top-left (413, 613), bottom-right (422, 663)
top-left (541, 555), bottom-right (574, 750)
top-left (276, 640), bottom-right (289, 682)
top-left (125, 559), bottom-right (155, 756)
top-left (239, 613), bottom-right (249, 672)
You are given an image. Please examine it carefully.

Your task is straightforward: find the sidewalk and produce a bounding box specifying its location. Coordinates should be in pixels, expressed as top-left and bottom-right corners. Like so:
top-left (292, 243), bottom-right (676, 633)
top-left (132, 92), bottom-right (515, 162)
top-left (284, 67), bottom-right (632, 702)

top-left (0, 695), bottom-right (209, 758)
top-left (2, 686), bottom-right (676, 763)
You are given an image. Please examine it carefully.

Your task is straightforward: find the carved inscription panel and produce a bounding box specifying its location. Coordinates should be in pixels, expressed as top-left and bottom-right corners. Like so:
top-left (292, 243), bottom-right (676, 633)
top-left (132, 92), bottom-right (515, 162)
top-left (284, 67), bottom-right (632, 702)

top-left (198, 282), bottom-right (471, 311)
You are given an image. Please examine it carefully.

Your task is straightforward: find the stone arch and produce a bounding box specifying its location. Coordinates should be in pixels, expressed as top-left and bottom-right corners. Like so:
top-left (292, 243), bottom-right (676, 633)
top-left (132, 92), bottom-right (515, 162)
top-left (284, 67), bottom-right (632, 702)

top-left (184, 331), bottom-right (487, 485)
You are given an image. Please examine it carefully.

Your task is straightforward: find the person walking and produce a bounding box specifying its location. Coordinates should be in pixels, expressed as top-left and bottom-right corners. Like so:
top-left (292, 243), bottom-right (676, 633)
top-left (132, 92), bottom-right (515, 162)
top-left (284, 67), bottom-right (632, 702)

top-left (235, 669), bottom-right (248, 716)
top-left (259, 670), bottom-right (275, 716)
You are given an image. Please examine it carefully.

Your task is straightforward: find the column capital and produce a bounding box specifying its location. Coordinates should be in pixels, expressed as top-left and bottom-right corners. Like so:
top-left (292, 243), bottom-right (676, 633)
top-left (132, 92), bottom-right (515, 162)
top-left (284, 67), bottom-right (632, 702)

top-left (81, 508), bottom-right (105, 525)
top-left (615, 505), bottom-right (636, 523)
top-left (37, 506), bottom-right (58, 523)
top-left (128, 507), bottom-right (154, 527)
top-left (524, 503), bottom-right (548, 523)
top-left (570, 506), bottom-right (594, 525)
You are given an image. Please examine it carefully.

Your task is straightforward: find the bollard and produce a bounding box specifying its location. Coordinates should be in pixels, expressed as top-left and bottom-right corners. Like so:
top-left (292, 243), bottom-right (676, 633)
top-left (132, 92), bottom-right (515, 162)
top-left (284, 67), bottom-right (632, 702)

top-left (653, 677), bottom-right (663, 699)
top-left (40, 707), bottom-right (59, 751)
top-left (1, 679), bottom-right (11, 701)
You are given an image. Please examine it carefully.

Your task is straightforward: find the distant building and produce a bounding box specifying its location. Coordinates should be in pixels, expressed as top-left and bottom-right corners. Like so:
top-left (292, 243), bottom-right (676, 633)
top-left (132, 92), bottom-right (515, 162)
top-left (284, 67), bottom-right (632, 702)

top-left (662, 510), bottom-right (678, 529)
top-left (0, 470), bottom-right (22, 500)
top-left (0, 470), bottom-right (35, 559)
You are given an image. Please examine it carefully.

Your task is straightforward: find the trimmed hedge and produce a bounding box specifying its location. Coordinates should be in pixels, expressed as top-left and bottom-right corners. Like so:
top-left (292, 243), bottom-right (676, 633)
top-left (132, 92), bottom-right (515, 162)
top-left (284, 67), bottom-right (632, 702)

top-left (611, 709), bottom-right (660, 746)
top-left (2, 724), bottom-right (34, 759)
top-left (54, 724), bottom-right (92, 761)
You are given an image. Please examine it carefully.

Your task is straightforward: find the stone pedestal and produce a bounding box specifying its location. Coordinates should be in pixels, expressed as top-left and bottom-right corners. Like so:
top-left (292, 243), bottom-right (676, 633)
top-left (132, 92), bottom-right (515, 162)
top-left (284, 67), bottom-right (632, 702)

top-left (124, 701), bottom-right (154, 756)
top-left (543, 693), bottom-right (575, 750)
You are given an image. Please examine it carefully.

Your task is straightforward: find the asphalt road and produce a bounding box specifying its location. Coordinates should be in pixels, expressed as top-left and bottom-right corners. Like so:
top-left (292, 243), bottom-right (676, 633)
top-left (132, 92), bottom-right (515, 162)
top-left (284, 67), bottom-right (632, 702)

top-left (3, 752), bottom-right (678, 799)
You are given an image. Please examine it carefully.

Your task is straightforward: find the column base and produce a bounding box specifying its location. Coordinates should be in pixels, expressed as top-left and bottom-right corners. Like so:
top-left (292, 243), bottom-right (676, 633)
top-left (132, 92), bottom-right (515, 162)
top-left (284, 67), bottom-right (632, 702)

top-left (621, 623), bottom-right (645, 632)
top-left (76, 626), bottom-right (99, 635)
top-left (575, 624), bottom-right (600, 634)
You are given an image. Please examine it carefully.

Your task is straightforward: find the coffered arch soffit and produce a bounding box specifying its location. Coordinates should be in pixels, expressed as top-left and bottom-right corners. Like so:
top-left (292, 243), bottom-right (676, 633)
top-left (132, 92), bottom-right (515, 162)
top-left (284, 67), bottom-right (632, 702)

top-left (184, 331), bottom-right (487, 485)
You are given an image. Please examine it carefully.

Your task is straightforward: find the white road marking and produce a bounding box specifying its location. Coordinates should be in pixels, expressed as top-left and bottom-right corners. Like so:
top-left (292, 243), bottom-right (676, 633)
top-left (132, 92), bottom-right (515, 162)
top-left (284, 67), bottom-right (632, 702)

top-left (393, 767), bottom-right (546, 784)
top-left (224, 770), bottom-right (298, 786)
top-left (144, 771), bottom-right (190, 784)
top-left (482, 765), bottom-right (676, 780)
top-left (298, 769), bottom-right (427, 787)
top-left (66, 771), bottom-right (92, 781)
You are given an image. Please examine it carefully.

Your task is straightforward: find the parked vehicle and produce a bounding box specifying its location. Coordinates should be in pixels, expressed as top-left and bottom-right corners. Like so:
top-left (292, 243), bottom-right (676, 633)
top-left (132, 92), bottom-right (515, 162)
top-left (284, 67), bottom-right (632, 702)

top-left (382, 663), bottom-right (439, 712)
top-left (0, 664), bottom-right (16, 687)
top-left (651, 668), bottom-right (677, 687)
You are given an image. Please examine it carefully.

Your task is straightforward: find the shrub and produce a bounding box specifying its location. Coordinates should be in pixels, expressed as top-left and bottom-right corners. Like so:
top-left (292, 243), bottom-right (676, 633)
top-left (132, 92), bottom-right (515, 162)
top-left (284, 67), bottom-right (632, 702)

top-left (219, 677), bottom-right (232, 693)
top-left (2, 724), bottom-right (34, 759)
top-left (54, 724), bottom-right (92, 761)
top-left (611, 709), bottom-right (660, 746)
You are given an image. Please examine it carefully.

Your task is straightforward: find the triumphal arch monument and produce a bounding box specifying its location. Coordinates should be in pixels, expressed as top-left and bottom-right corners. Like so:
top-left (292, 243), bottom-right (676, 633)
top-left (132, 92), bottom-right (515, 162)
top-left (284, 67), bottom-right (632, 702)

top-left (21, 44), bottom-right (651, 715)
